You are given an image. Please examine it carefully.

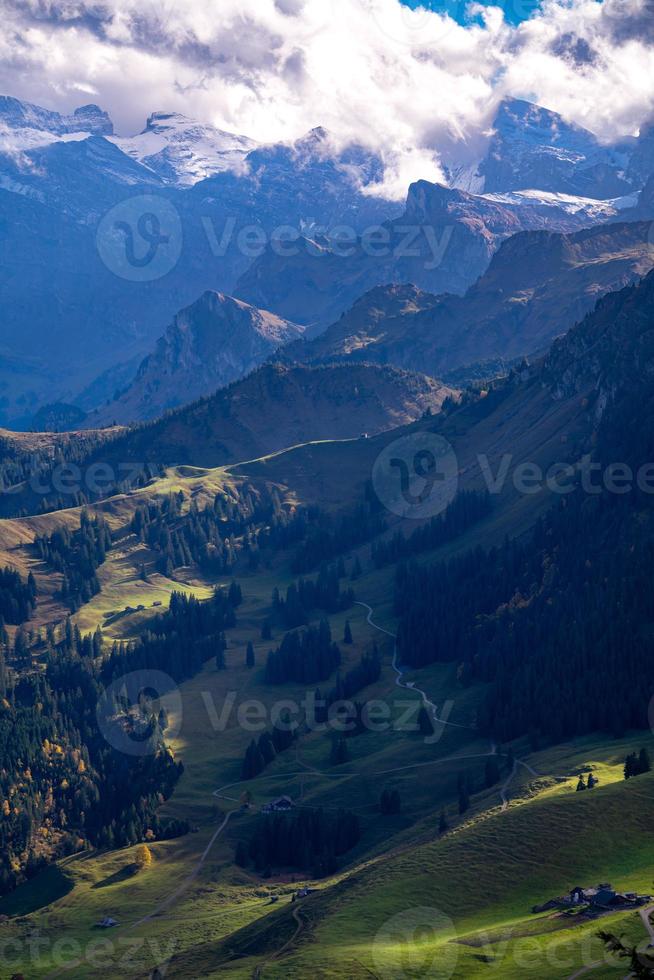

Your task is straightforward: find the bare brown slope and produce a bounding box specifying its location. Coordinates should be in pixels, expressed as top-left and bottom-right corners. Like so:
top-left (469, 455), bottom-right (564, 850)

top-left (78, 362), bottom-right (457, 470)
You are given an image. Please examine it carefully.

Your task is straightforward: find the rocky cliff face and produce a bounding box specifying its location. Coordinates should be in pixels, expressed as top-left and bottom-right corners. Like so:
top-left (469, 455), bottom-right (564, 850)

top-left (88, 292), bottom-right (304, 425)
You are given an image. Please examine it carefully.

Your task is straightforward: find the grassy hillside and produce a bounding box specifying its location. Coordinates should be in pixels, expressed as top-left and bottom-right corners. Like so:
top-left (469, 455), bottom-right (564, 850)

top-left (176, 760), bottom-right (654, 980)
top-left (1, 537), bottom-right (652, 980)
top-left (1, 324), bottom-right (653, 980)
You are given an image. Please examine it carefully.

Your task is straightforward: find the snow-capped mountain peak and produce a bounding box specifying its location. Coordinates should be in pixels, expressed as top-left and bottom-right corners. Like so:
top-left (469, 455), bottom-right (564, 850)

top-left (0, 95), bottom-right (114, 155)
top-left (478, 96), bottom-right (635, 199)
top-left (492, 97), bottom-right (600, 155)
top-left (107, 111), bottom-right (257, 186)
top-left (444, 96), bottom-right (644, 201)
top-left (0, 96), bottom-right (113, 136)
top-left (144, 110), bottom-right (195, 132)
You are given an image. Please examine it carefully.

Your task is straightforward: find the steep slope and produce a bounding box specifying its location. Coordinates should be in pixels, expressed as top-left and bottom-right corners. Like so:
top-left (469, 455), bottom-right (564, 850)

top-left (624, 170), bottom-right (654, 220)
top-left (291, 220), bottom-right (654, 378)
top-left (544, 263), bottom-right (654, 402)
top-left (87, 292), bottom-right (304, 426)
top-left (213, 771), bottom-right (654, 979)
top-left (281, 283), bottom-right (442, 363)
top-left (628, 115), bottom-right (654, 186)
top-left (234, 180), bottom-right (632, 329)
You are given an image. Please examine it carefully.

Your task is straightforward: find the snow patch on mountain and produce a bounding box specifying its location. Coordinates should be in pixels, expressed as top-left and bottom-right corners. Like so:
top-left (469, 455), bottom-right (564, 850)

top-left (481, 188), bottom-right (639, 220)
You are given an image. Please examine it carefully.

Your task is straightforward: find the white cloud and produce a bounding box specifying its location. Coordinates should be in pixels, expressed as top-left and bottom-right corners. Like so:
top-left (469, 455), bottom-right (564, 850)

top-left (0, 0), bottom-right (653, 198)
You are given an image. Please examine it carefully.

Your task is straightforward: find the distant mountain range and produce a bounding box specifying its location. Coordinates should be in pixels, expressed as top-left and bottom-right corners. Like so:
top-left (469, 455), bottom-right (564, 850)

top-left (0, 97), bottom-right (396, 427)
top-left (73, 215), bottom-right (653, 431)
top-left (234, 179), bottom-right (634, 330)
top-left (1, 92), bottom-right (654, 428)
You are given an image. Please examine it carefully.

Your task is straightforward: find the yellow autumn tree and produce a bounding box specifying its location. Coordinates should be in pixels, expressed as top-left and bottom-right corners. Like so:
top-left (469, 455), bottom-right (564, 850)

top-left (134, 844), bottom-right (152, 871)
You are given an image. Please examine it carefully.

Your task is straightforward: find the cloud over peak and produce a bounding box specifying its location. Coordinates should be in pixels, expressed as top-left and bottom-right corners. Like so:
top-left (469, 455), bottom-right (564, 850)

top-left (1, 0), bottom-right (653, 197)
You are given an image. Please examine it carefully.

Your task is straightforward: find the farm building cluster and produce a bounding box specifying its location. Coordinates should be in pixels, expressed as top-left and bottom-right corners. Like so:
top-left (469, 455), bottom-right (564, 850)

top-left (533, 883), bottom-right (652, 915)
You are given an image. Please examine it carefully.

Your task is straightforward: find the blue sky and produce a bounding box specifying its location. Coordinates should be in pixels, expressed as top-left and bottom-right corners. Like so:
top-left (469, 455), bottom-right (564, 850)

top-left (399, 0), bottom-right (543, 26)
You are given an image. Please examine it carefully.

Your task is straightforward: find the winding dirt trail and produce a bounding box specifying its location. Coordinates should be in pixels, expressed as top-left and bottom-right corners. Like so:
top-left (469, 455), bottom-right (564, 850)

top-left (354, 601), bottom-right (567, 810)
top-left (355, 601), bottom-right (472, 735)
top-left (129, 810), bottom-right (235, 930)
top-left (640, 903), bottom-right (654, 944)
top-left (45, 810), bottom-right (236, 979)
top-left (253, 904), bottom-right (307, 979)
